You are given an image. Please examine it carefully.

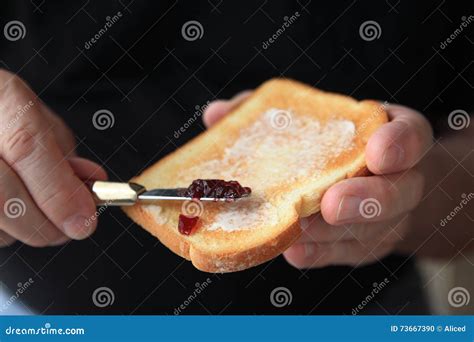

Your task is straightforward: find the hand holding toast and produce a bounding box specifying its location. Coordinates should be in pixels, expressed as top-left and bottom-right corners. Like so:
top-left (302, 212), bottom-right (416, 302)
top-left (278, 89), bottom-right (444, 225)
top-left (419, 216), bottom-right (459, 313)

top-left (0, 70), bottom-right (107, 247)
top-left (204, 92), bottom-right (433, 269)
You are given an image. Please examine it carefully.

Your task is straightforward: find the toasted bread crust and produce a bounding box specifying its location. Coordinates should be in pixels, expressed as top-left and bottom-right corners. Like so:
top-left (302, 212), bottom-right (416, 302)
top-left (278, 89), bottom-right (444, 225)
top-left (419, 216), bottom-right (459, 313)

top-left (124, 204), bottom-right (303, 272)
top-left (123, 78), bottom-right (388, 273)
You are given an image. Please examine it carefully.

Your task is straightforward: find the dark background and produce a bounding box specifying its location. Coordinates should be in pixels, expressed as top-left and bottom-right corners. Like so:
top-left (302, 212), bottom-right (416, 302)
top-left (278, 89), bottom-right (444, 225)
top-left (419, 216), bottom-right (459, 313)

top-left (0, 0), bottom-right (472, 314)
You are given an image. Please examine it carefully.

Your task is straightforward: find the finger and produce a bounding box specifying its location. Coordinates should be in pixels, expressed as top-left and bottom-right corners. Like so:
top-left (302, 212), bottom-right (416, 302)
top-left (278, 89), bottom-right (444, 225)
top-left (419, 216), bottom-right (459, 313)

top-left (366, 104), bottom-right (433, 174)
top-left (43, 107), bottom-right (77, 156)
top-left (0, 159), bottom-right (66, 247)
top-left (0, 74), bottom-right (98, 240)
top-left (298, 215), bottom-right (362, 243)
top-left (203, 90), bottom-right (253, 127)
top-left (283, 240), bottom-right (394, 268)
top-left (68, 157), bottom-right (108, 181)
top-left (298, 215), bottom-right (407, 244)
top-left (321, 169), bottom-right (424, 225)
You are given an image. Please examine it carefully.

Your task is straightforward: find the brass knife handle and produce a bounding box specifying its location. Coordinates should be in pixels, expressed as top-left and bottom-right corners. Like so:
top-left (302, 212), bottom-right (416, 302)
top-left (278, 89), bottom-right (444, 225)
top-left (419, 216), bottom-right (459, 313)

top-left (91, 181), bottom-right (146, 206)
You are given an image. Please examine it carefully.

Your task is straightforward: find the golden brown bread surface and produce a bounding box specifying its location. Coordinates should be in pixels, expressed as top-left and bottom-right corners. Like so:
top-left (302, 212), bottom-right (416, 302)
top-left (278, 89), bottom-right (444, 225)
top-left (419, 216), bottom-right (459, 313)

top-left (122, 78), bottom-right (388, 272)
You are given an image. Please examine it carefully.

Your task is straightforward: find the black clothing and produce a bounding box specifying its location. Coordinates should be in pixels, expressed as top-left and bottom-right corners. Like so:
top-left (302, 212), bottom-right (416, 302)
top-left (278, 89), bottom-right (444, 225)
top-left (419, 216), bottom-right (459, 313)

top-left (0, 0), bottom-right (471, 314)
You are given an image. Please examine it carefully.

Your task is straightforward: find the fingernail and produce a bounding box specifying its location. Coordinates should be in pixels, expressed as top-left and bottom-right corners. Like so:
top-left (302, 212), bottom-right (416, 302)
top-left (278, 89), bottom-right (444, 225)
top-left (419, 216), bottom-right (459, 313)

top-left (379, 144), bottom-right (404, 171)
top-left (63, 215), bottom-right (93, 240)
top-left (336, 196), bottom-right (362, 221)
top-left (304, 243), bottom-right (315, 258)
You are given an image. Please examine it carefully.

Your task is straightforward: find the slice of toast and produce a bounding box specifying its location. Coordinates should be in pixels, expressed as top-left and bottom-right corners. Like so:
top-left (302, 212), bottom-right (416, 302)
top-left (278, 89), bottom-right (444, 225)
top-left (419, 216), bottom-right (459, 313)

top-left (123, 78), bottom-right (388, 273)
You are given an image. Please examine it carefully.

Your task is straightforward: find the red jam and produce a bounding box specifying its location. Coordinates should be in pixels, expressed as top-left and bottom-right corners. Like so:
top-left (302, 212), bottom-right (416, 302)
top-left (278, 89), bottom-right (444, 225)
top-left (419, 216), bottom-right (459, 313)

top-left (177, 179), bottom-right (251, 236)
top-left (178, 214), bottom-right (199, 235)
top-left (181, 179), bottom-right (251, 200)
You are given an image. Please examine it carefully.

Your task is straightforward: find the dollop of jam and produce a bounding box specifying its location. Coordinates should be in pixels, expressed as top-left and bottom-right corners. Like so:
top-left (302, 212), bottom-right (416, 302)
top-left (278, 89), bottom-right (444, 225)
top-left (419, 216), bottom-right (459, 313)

top-left (178, 214), bottom-right (199, 236)
top-left (181, 179), bottom-right (251, 200)
top-left (177, 179), bottom-right (251, 236)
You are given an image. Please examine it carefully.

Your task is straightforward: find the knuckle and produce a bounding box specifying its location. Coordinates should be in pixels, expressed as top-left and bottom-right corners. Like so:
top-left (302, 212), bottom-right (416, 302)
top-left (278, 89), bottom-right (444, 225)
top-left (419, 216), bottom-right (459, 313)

top-left (37, 188), bottom-right (69, 213)
top-left (3, 127), bottom-right (38, 165)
